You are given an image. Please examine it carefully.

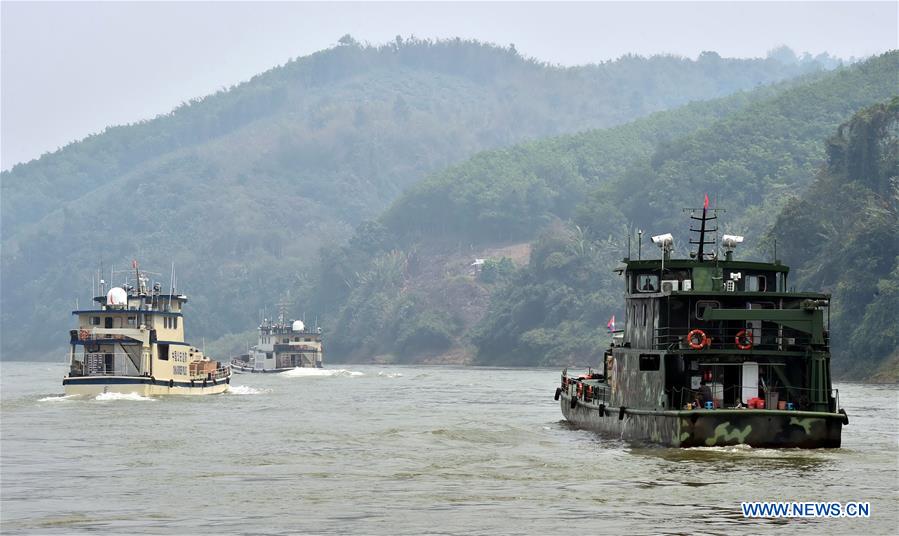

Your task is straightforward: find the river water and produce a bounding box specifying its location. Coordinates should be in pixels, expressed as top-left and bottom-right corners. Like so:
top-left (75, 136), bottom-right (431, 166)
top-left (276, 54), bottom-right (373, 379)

top-left (1, 361), bottom-right (896, 535)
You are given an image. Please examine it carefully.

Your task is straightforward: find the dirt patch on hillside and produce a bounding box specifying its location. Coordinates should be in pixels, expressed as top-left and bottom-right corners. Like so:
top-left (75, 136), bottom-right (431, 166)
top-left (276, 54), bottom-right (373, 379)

top-left (398, 240), bottom-right (532, 364)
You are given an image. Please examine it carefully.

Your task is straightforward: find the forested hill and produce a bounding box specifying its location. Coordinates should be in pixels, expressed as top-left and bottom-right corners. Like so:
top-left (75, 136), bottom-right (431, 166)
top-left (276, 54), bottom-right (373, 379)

top-left (313, 51), bottom-right (898, 376)
top-left (1, 38), bottom-right (828, 361)
top-left (771, 99), bottom-right (899, 381)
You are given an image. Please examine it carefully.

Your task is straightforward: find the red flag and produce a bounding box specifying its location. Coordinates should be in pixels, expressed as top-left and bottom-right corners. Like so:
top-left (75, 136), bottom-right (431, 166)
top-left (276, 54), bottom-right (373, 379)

top-left (703, 194), bottom-right (709, 209)
top-left (607, 315), bottom-right (616, 331)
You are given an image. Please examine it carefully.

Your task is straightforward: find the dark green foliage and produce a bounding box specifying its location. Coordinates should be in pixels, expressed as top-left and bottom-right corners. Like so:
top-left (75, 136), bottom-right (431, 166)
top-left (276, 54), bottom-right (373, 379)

top-left (771, 98), bottom-right (899, 379)
top-left (2, 39), bottom-right (827, 360)
top-left (478, 258), bottom-right (515, 284)
top-left (316, 52), bottom-right (898, 373)
top-left (395, 310), bottom-right (458, 358)
top-left (472, 225), bottom-right (622, 366)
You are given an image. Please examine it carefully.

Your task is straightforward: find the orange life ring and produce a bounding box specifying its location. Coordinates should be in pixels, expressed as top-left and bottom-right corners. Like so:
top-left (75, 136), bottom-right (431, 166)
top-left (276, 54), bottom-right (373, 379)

top-left (686, 329), bottom-right (709, 350)
top-left (79, 329), bottom-right (90, 340)
top-left (735, 329), bottom-right (754, 350)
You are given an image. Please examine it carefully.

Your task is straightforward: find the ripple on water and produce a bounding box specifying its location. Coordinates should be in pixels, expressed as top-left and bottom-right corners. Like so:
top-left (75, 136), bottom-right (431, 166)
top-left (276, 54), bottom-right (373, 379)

top-left (279, 368), bottom-right (364, 378)
top-left (2, 364), bottom-right (896, 535)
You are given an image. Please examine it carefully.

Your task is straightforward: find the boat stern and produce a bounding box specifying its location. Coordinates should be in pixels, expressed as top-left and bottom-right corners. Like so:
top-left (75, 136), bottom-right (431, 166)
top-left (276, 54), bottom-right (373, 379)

top-left (673, 409), bottom-right (845, 448)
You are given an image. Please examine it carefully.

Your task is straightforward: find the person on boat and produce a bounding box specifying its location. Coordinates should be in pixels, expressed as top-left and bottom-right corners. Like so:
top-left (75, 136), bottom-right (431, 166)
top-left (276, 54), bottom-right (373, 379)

top-left (699, 380), bottom-right (713, 406)
top-left (691, 392), bottom-right (703, 409)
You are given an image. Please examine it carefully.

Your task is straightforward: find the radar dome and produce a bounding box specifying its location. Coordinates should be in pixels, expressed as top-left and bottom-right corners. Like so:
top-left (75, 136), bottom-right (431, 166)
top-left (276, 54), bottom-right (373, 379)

top-left (292, 320), bottom-right (305, 332)
top-left (107, 287), bottom-right (128, 306)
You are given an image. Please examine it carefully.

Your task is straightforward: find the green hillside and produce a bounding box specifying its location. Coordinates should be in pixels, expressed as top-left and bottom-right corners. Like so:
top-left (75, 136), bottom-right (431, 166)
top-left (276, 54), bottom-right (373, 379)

top-left (1, 38), bottom-right (827, 360)
top-left (314, 52), bottom-right (898, 373)
top-left (771, 98), bottom-right (899, 381)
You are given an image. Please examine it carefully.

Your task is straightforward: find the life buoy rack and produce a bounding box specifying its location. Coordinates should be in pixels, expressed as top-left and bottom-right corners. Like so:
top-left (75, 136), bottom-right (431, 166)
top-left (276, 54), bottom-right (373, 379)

top-left (686, 329), bottom-right (709, 350)
top-left (735, 329), bottom-right (754, 350)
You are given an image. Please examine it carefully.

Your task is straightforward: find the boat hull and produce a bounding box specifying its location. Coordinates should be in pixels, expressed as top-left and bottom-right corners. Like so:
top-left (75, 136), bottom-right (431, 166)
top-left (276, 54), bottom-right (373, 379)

top-left (230, 361), bottom-right (322, 373)
top-left (560, 392), bottom-right (844, 448)
top-left (63, 375), bottom-right (231, 396)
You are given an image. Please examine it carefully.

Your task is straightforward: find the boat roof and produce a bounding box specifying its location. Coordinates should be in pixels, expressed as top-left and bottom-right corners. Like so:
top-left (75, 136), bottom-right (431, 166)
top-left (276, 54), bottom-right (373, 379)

top-left (618, 258), bottom-right (789, 273)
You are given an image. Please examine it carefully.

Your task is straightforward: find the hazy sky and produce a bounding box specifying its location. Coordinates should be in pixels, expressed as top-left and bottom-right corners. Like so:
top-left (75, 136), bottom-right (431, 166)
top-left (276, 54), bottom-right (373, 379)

top-left (2, 1), bottom-right (897, 170)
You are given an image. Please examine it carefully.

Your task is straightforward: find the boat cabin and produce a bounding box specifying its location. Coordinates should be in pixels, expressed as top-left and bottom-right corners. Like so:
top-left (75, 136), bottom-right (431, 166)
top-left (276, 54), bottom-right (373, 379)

top-left (602, 211), bottom-right (836, 414)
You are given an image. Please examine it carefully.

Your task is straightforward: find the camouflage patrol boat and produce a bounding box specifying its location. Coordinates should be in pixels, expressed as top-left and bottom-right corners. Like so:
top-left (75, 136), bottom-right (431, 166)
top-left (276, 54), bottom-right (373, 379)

top-left (556, 200), bottom-right (847, 448)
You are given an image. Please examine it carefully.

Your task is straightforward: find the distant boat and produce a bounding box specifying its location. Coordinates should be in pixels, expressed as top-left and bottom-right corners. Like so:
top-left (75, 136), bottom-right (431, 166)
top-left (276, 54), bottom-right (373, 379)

top-left (64, 262), bottom-right (231, 395)
top-left (557, 200), bottom-right (847, 448)
top-left (231, 301), bottom-right (323, 373)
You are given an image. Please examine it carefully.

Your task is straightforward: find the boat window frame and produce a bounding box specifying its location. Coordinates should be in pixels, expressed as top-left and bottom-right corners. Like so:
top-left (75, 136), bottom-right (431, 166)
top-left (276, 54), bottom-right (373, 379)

top-left (639, 353), bottom-right (661, 371)
top-left (695, 300), bottom-right (721, 320)
top-left (746, 275), bottom-right (768, 292)
top-left (636, 274), bottom-right (659, 293)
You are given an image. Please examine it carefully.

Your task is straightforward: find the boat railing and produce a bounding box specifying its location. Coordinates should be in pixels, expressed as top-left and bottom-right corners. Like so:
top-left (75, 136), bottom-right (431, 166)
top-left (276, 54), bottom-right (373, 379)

top-left (190, 366), bottom-right (231, 381)
top-left (212, 366), bottom-right (231, 380)
top-left (70, 329), bottom-right (142, 344)
top-left (668, 384), bottom-right (841, 413)
top-left (653, 326), bottom-right (818, 352)
top-left (69, 351), bottom-right (141, 377)
top-left (562, 373), bottom-right (612, 404)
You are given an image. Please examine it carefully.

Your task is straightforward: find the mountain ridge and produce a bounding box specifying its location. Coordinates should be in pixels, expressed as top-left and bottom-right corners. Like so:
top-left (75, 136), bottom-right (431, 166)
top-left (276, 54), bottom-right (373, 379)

top-left (0, 38), bottom-right (840, 361)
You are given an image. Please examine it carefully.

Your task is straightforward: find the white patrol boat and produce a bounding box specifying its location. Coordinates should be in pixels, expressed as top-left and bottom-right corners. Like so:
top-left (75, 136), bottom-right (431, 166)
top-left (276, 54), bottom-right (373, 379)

top-left (64, 262), bottom-right (231, 396)
top-left (230, 305), bottom-right (323, 373)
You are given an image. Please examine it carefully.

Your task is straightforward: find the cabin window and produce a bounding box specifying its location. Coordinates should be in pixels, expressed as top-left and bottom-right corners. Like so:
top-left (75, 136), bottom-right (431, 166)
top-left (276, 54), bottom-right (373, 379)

top-left (639, 354), bottom-right (660, 371)
top-left (305, 338), bottom-right (311, 342)
top-left (104, 317), bottom-right (113, 328)
top-left (283, 338), bottom-right (289, 343)
top-left (90, 316), bottom-right (100, 325)
top-left (695, 300), bottom-right (720, 320)
top-left (127, 316), bottom-right (136, 326)
top-left (158, 344), bottom-right (169, 361)
top-left (642, 303), bottom-right (647, 326)
top-left (294, 337), bottom-right (300, 342)
top-left (746, 275), bottom-right (767, 292)
top-left (173, 317), bottom-right (178, 329)
top-left (636, 274), bottom-right (658, 293)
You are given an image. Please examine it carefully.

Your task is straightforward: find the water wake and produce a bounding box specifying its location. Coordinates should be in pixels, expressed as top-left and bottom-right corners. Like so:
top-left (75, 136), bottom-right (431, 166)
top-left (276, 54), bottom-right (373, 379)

top-left (94, 392), bottom-right (155, 402)
top-left (280, 368), bottom-right (364, 378)
top-left (378, 371), bottom-right (403, 378)
top-left (38, 395), bottom-right (79, 403)
top-left (227, 385), bottom-right (271, 395)
top-left (681, 444), bottom-right (812, 458)
top-left (685, 444), bottom-right (756, 453)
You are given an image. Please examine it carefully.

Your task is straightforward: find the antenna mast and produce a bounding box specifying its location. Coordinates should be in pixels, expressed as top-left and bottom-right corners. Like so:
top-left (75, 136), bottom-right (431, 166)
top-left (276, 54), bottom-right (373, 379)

top-left (684, 194), bottom-right (724, 262)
